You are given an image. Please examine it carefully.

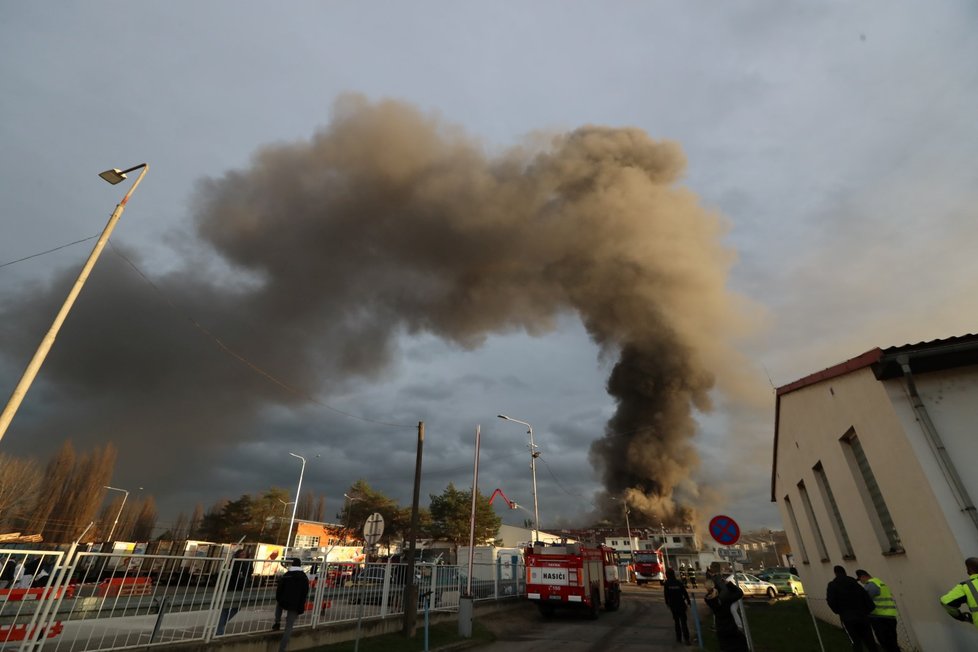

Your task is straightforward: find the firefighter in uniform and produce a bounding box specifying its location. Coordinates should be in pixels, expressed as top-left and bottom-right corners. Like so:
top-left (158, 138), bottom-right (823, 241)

top-left (940, 557), bottom-right (978, 630)
top-left (663, 567), bottom-right (691, 645)
top-left (855, 570), bottom-right (900, 652)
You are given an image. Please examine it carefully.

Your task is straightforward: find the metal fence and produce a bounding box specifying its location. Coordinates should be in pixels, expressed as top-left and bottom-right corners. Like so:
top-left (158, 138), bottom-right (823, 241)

top-left (0, 547), bottom-right (525, 652)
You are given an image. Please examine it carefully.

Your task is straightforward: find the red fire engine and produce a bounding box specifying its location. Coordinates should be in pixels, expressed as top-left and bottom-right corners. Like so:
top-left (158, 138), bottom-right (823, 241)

top-left (632, 549), bottom-right (665, 585)
top-left (525, 543), bottom-right (621, 618)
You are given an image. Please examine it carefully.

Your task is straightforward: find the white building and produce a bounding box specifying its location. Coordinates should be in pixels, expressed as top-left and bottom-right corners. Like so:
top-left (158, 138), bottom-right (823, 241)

top-left (603, 529), bottom-right (701, 570)
top-left (773, 335), bottom-right (978, 651)
top-left (493, 524), bottom-right (572, 548)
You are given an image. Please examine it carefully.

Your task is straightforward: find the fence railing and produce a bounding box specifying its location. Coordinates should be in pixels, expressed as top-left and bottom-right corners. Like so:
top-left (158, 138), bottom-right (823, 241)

top-left (0, 548), bottom-right (525, 652)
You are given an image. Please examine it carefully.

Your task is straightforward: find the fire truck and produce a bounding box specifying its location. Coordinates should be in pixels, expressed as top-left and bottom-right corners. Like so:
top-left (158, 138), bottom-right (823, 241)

top-left (632, 549), bottom-right (665, 585)
top-left (525, 543), bottom-right (621, 618)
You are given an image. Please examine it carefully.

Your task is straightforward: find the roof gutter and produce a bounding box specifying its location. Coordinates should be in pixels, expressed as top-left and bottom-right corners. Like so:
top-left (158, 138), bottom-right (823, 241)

top-left (897, 355), bottom-right (978, 537)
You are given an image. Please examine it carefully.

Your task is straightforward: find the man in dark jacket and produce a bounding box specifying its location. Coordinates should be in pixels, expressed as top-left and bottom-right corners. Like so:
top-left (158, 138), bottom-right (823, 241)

top-left (273, 558), bottom-right (309, 652)
top-left (663, 568), bottom-right (692, 644)
top-left (827, 566), bottom-right (878, 651)
top-left (704, 577), bottom-right (748, 652)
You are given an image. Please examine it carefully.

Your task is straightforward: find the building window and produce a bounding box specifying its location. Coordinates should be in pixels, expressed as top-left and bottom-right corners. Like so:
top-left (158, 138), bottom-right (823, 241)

top-left (784, 495), bottom-right (810, 563)
top-left (673, 537), bottom-right (681, 544)
top-left (813, 461), bottom-right (855, 558)
top-left (797, 480), bottom-right (829, 562)
top-left (840, 428), bottom-right (903, 553)
top-left (293, 534), bottom-right (319, 548)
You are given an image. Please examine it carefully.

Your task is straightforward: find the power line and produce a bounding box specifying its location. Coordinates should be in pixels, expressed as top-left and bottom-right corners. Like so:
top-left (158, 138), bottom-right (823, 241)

top-left (0, 234), bottom-right (99, 269)
top-left (108, 244), bottom-right (415, 430)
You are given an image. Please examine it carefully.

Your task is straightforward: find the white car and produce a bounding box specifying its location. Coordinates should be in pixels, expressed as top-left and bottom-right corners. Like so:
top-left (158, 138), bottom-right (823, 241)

top-left (725, 572), bottom-right (778, 598)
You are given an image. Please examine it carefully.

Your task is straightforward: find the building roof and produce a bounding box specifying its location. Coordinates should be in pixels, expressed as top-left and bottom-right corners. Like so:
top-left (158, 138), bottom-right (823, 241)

top-left (771, 333), bottom-right (978, 502)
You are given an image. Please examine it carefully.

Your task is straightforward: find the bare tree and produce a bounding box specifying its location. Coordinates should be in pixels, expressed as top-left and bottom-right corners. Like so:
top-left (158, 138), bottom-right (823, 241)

top-left (29, 440), bottom-right (76, 536)
top-left (313, 495), bottom-right (325, 523)
top-left (132, 497), bottom-right (157, 541)
top-left (171, 512), bottom-right (188, 540)
top-left (0, 453), bottom-right (41, 531)
top-left (188, 504), bottom-right (204, 539)
top-left (296, 491), bottom-right (316, 521)
top-left (49, 444), bottom-right (116, 542)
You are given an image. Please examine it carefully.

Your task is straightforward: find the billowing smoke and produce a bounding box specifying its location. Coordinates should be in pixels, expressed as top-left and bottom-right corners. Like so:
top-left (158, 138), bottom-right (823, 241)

top-left (0, 95), bottom-right (759, 521)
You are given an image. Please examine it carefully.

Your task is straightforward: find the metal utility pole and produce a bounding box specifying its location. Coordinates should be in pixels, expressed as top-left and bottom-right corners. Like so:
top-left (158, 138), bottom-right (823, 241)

top-left (402, 421), bottom-right (424, 637)
top-left (497, 415), bottom-right (540, 545)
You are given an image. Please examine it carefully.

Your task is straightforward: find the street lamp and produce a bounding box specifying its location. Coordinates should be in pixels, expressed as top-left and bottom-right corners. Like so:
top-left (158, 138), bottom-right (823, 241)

top-left (285, 453), bottom-right (306, 551)
top-left (0, 164), bottom-right (149, 444)
top-left (660, 522), bottom-right (670, 571)
top-left (103, 486), bottom-right (130, 542)
top-left (497, 415), bottom-right (540, 546)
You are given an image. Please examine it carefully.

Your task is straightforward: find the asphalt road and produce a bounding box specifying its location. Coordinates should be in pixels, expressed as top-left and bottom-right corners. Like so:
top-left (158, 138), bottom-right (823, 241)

top-left (474, 583), bottom-right (708, 652)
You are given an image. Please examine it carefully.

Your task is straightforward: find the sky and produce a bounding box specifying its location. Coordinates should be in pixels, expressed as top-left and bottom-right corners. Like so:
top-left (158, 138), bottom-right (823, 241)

top-left (1, 1), bottom-right (976, 539)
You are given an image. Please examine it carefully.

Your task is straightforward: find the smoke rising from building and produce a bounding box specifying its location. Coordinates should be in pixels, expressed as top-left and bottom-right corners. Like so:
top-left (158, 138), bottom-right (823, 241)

top-left (0, 95), bottom-right (761, 522)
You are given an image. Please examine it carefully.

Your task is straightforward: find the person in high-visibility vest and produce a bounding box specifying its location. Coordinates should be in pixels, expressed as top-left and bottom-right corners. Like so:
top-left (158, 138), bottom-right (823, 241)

top-left (940, 557), bottom-right (978, 630)
top-left (855, 569), bottom-right (900, 652)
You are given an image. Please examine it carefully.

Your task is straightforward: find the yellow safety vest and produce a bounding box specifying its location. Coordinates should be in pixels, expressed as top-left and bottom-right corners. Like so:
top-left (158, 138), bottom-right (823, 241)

top-left (941, 573), bottom-right (978, 628)
top-left (867, 578), bottom-right (897, 618)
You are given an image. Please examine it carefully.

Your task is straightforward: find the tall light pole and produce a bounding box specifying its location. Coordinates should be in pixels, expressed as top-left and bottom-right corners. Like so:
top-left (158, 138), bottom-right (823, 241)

top-left (660, 522), bottom-right (670, 571)
top-left (285, 453), bottom-right (306, 552)
top-left (103, 486), bottom-right (129, 543)
top-left (0, 164), bottom-right (149, 444)
top-left (497, 415), bottom-right (540, 546)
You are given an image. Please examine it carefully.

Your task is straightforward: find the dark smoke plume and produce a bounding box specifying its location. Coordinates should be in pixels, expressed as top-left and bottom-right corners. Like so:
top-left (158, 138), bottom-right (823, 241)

top-left (0, 96), bottom-right (759, 522)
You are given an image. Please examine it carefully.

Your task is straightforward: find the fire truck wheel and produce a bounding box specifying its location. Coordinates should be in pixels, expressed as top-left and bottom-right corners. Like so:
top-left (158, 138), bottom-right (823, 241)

top-left (537, 603), bottom-right (556, 618)
top-left (605, 587), bottom-right (621, 612)
top-left (587, 589), bottom-right (600, 620)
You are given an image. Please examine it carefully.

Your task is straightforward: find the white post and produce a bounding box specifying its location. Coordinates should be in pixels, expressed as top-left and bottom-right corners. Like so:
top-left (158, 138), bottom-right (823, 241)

top-left (104, 486), bottom-right (129, 542)
top-left (286, 453), bottom-right (306, 551)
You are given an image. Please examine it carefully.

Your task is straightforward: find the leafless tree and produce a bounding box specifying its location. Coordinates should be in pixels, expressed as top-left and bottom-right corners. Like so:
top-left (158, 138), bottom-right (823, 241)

top-left (132, 497), bottom-right (157, 541)
top-left (171, 512), bottom-right (188, 540)
top-left (49, 444), bottom-right (116, 542)
top-left (188, 503), bottom-right (204, 539)
top-left (28, 440), bottom-right (76, 536)
top-left (0, 453), bottom-right (41, 532)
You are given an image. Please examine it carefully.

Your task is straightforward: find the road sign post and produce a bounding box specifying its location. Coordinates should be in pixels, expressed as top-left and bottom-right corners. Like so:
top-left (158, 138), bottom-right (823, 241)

top-left (708, 514), bottom-right (753, 651)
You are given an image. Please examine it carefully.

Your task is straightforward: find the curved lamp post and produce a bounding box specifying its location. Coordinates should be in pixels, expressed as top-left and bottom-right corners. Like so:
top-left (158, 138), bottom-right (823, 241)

top-left (285, 453), bottom-right (306, 551)
top-left (103, 485), bottom-right (130, 542)
top-left (497, 414), bottom-right (540, 546)
top-left (0, 164), bottom-right (149, 444)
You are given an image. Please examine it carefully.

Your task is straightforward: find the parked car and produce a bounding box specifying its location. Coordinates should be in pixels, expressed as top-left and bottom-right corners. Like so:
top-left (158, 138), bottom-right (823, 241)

top-left (348, 565), bottom-right (424, 606)
top-left (725, 573), bottom-right (778, 598)
top-left (767, 572), bottom-right (804, 596)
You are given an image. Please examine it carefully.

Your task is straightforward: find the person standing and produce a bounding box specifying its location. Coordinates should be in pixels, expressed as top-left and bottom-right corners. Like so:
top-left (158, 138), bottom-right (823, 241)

top-left (940, 557), bottom-right (978, 630)
top-left (272, 558), bottom-right (309, 652)
top-left (827, 566), bottom-right (878, 651)
top-left (217, 548), bottom-right (250, 636)
top-left (855, 569), bottom-right (900, 651)
top-left (663, 568), bottom-right (691, 645)
top-left (704, 575), bottom-right (748, 652)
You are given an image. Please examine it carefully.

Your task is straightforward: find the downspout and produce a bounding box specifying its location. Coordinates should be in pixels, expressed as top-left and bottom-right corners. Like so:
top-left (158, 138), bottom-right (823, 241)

top-left (897, 355), bottom-right (978, 536)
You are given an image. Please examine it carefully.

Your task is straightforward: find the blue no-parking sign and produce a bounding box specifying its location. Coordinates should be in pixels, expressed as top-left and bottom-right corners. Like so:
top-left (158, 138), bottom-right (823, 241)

top-left (708, 514), bottom-right (741, 545)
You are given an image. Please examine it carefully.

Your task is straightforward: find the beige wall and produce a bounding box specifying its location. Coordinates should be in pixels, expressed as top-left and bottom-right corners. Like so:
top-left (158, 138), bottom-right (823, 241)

top-left (774, 366), bottom-right (978, 651)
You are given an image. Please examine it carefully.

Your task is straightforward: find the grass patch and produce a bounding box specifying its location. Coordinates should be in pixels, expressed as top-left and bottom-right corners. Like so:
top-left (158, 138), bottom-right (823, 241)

top-left (697, 599), bottom-right (855, 652)
top-left (310, 619), bottom-right (495, 652)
